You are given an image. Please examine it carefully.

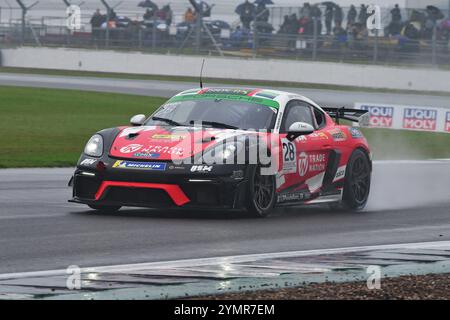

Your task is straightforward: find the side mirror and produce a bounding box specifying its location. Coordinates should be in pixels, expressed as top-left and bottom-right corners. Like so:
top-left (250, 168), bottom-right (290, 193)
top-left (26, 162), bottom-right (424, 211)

top-left (130, 114), bottom-right (146, 126)
top-left (286, 122), bottom-right (314, 141)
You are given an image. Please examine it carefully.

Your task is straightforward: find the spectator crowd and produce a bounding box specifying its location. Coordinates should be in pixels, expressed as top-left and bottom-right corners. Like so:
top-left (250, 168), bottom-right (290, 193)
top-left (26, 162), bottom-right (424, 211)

top-left (87, 1), bottom-right (450, 49)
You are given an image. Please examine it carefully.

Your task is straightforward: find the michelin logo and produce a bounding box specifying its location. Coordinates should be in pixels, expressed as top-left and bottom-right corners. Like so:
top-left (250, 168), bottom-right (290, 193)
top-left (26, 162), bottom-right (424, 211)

top-left (113, 160), bottom-right (166, 171)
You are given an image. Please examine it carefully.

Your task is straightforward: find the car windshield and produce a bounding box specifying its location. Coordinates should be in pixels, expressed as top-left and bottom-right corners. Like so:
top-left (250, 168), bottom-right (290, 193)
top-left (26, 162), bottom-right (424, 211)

top-left (145, 97), bottom-right (278, 130)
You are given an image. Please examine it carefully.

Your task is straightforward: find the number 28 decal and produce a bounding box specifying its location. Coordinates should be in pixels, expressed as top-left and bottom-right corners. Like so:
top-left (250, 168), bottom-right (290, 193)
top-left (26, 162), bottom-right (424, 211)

top-left (281, 139), bottom-right (297, 174)
top-left (283, 141), bottom-right (295, 161)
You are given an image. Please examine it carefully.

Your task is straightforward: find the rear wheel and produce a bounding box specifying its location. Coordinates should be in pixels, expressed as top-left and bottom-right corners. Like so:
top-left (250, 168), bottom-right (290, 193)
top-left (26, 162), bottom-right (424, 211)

top-left (341, 149), bottom-right (371, 211)
top-left (88, 205), bottom-right (121, 213)
top-left (246, 166), bottom-right (276, 218)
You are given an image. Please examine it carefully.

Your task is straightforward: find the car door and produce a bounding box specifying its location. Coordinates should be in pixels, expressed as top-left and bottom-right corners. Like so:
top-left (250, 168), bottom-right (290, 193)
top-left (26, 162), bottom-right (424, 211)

top-left (277, 100), bottom-right (331, 199)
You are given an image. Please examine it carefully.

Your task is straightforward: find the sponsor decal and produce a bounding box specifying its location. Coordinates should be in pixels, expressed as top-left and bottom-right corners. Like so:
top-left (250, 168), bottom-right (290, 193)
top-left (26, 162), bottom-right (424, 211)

top-left (298, 152), bottom-right (327, 177)
top-left (120, 144), bottom-right (143, 154)
top-left (275, 173), bottom-right (285, 189)
top-left (275, 111), bottom-right (283, 129)
top-left (80, 158), bottom-right (96, 166)
top-left (298, 152), bottom-right (308, 177)
top-left (403, 108), bottom-right (437, 131)
top-left (112, 160), bottom-right (166, 171)
top-left (277, 191), bottom-right (311, 203)
top-left (281, 139), bottom-right (297, 174)
top-left (295, 135), bottom-right (307, 143)
top-left (333, 165), bottom-right (346, 182)
top-left (190, 165), bottom-right (213, 172)
top-left (140, 145), bottom-right (184, 156)
top-left (306, 171), bottom-right (325, 193)
top-left (133, 152), bottom-right (160, 158)
top-left (360, 105), bottom-right (394, 128)
top-left (350, 127), bottom-right (363, 139)
top-left (202, 88), bottom-right (253, 95)
top-left (308, 132), bottom-right (329, 141)
top-left (446, 112), bottom-right (450, 133)
top-left (329, 129), bottom-right (347, 142)
top-left (169, 93), bottom-right (280, 109)
top-left (168, 165), bottom-right (185, 170)
top-left (151, 134), bottom-right (184, 141)
top-left (308, 153), bottom-right (327, 172)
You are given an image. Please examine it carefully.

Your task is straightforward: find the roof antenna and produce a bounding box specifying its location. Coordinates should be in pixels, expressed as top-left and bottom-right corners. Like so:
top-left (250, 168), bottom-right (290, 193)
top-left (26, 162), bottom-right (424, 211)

top-left (200, 59), bottom-right (205, 89)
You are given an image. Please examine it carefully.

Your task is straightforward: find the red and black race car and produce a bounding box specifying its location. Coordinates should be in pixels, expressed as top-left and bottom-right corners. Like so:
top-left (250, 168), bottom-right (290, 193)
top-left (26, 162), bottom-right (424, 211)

top-left (69, 88), bottom-right (372, 217)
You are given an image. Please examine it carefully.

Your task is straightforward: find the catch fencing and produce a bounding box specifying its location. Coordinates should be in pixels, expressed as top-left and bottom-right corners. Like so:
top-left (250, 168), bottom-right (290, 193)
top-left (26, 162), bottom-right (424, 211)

top-left (0, 4), bottom-right (449, 67)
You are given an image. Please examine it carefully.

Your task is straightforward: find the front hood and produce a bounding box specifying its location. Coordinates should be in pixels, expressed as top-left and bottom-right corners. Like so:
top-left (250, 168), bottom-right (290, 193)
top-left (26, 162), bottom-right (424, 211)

top-left (109, 125), bottom-right (252, 161)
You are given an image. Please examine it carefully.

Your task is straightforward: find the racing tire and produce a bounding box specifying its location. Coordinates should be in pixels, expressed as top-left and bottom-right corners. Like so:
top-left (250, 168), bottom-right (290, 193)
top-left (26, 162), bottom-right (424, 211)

top-left (341, 149), bottom-right (371, 211)
top-left (88, 205), bottom-right (121, 213)
top-left (246, 166), bottom-right (276, 218)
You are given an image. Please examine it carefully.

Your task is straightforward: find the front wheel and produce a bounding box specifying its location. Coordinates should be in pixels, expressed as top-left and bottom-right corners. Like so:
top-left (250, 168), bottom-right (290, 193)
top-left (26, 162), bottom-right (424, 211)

top-left (88, 205), bottom-right (121, 213)
top-left (246, 166), bottom-right (276, 218)
top-left (341, 149), bottom-right (371, 211)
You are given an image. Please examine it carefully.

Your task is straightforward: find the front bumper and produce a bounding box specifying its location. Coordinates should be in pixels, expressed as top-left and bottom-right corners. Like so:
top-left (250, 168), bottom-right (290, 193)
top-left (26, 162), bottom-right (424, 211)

top-left (69, 158), bottom-right (249, 210)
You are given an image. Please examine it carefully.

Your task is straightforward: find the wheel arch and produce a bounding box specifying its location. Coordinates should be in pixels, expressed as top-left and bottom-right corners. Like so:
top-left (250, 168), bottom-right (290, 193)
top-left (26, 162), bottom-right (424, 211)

top-left (354, 146), bottom-right (372, 172)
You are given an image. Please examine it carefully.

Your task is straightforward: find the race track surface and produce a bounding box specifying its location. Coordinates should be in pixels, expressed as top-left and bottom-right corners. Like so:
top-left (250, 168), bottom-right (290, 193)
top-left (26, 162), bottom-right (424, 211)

top-left (1, 72), bottom-right (450, 108)
top-left (0, 161), bottom-right (449, 275)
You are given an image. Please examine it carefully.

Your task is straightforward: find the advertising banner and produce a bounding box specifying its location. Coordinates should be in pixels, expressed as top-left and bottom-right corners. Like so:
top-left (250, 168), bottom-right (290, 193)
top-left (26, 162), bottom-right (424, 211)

top-left (354, 103), bottom-right (450, 134)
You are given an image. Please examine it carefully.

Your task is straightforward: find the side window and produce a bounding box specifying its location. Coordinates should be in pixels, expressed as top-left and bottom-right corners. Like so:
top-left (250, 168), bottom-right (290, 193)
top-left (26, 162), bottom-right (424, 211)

top-left (281, 101), bottom-right (315, 133)
top-left (313, 107), bottom-right (326, 129)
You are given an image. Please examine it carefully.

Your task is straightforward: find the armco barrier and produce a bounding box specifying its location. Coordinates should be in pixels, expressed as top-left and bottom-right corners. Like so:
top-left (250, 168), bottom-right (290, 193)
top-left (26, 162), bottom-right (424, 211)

top-left (355, 103), bottom-right (450, 134)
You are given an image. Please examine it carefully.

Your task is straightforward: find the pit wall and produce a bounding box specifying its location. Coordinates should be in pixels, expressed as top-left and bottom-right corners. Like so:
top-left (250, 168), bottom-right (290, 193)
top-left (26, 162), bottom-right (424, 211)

top-left (2, 47), bottom-right (450, 93)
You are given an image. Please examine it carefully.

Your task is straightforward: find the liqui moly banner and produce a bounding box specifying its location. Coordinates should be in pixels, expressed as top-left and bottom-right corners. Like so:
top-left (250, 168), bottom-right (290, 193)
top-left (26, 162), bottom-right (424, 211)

top-left (403, 108), bottom-right (437, 131)
top-left (355, 103), bottom-right (450, 134)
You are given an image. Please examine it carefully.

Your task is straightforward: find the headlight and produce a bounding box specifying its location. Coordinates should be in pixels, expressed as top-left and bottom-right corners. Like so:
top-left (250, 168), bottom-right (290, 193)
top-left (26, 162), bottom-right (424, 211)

top-left (84, 134), bottom-right (103, 157)
top-left (202, 141), bottom-right (243, 164)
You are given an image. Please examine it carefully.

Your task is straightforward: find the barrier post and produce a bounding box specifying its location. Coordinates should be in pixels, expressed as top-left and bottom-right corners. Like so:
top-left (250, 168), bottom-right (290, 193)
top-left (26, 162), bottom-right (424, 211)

top-left (432, 25), bottom-right (437, 66)
top-left (312, 16), bottom-right (318, 60)
top-left (15, 0), bottom-right (39, 45)
top-left (373, 28), bottom-right (379, 63)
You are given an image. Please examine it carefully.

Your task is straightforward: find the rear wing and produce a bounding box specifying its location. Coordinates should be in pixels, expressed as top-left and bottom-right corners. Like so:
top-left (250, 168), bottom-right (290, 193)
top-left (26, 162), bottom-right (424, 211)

top-left (322, 107), bottom-right (370, 126)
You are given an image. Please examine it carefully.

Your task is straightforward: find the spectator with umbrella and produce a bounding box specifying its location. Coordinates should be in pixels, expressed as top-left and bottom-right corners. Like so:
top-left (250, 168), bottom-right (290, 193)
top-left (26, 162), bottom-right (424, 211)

top-left (347, 5), bottom-right (357, 27)
top-left (90, 9), bottom-right (105, 43)
top-left (422, 5), bottom-right (444, 39)
top-left (235, 0), bottom-right (256, 29)
top-left (162, 4), bottom-right (173, 26)
top-left (334, 4), bottom-right (343, 28)
top-left (255, 1), bottom-right (270, 23)
top-left (386, 4), bottom-right (402, 36)
top-left (300, 2), bottom-right (311, 18)
top-left (143, 9), bottom-right (154, 20)
top-left (323, 2), bottom-right (334, 35)
top-left (391, 4), bottom-right (402, 23)
top-left (138, 0), bottom-right (158, 12)
top-left (254, 0), bottom-right (273, 3)
top-left (310, 4), bottom-right (322, 20)
top-left (358, 4), bottom-right (368, 25)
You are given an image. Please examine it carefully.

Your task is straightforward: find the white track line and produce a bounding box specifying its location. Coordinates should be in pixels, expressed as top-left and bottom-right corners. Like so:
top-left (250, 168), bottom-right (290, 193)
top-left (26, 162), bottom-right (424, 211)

top-left (1, 240), bottom-right (450, 281)
top-left (374, 159), bottom-right (450, 165)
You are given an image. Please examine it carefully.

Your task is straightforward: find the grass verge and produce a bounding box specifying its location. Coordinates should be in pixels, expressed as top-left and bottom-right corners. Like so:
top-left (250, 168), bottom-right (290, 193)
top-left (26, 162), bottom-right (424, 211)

top-left (0, 86), bottom-right (449, 168)
top-left (0, 86), bottom-right (164, 168)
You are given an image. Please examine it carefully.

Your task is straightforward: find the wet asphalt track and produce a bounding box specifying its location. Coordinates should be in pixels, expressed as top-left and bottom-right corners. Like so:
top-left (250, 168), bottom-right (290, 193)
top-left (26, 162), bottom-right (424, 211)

top-left (1, 72), bottom-right (450, 108)
top-left (0, 161), bottom-right (449, 275)
top-left (1, 73), bottom-right (450, 276)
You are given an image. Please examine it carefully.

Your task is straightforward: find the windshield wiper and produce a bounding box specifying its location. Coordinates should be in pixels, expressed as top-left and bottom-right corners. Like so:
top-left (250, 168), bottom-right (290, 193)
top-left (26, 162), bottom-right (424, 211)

top-left (189, 120), bottom-right (239, 130)
top-left (152, 116), bottom-right (183, 127)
